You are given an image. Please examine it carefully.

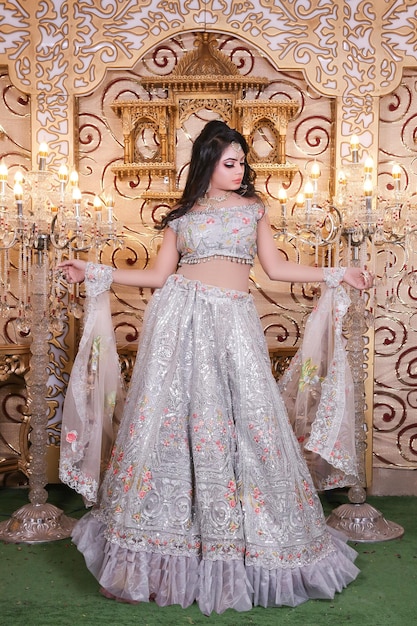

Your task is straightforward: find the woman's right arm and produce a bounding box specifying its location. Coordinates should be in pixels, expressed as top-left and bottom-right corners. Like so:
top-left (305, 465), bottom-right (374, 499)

top-left (58, 226), bottom-right (180, 289)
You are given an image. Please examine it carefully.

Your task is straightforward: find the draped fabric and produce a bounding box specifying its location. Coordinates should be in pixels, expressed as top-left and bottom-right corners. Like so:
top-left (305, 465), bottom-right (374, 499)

top-left (279, 284), bottom-right (358, 490)
top-left (59, 286), bottom-right (124, 506)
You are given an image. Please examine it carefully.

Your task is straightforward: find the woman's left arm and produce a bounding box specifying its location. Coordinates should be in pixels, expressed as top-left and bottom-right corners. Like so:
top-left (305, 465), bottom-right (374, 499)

top-left (256, 213), bottom-right (373, 290)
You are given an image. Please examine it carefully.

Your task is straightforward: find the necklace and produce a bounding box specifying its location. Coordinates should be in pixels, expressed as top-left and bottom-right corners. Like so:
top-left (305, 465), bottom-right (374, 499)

top-left (197, 190), bottom-right (232, 208)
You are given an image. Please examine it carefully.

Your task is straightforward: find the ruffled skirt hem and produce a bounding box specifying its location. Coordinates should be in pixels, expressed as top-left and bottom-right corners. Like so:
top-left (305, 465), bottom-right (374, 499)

top-left (72, 513), bottom-right (359, 615)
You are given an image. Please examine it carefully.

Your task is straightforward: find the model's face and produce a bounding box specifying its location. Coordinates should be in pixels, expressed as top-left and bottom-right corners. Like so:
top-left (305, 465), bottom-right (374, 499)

top-left (209, 143), bottom-right (246, 194)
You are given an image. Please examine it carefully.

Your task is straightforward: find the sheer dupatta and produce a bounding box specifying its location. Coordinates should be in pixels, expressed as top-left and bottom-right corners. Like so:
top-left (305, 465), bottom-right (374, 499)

top-left (59, 265), bottom-right (124, 506)
top-left (279, 283), bottom-right (359, 490)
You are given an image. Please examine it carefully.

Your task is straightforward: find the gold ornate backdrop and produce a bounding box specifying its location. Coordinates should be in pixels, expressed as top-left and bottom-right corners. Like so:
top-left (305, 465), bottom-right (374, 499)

top-left (1, 1), bottom-right (417, 493)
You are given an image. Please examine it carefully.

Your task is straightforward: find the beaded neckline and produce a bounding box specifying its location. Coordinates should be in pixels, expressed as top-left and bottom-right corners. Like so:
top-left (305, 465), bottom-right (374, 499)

top-left (187, 201), bottom-right (263, 215)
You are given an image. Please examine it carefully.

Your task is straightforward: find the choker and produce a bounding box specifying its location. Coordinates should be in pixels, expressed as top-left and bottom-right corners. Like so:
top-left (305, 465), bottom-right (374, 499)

top-left (197, 190), bottom-right (232, 208)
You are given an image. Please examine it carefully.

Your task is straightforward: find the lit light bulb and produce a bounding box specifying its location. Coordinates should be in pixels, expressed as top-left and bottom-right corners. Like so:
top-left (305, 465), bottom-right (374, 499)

top-left (392, 164), bottom-right (401, 179)
top-left (364, 157), bottom-right (373, 173)
top-left (350, 135), bottom-right (359, 163)
top-left (0, 160), bottom-right (8, 180)
top-left (14, 181), bottom-right (23, 216)
top-left (296, 193), bottom-right (305, 207)
top-left (363, 178), bottom-right (373, 213)
top-left (72, 186), bottom-right (82, 219)
top-left (338, 170), bottom-right (347, 184)
top-left (58, 164), bottom-right (69, 182)
top-left (363, 178), bottom-right (373, 196)
top-left (0, 160), bottom-right (8, 196)
top-left (392, 163), bottom-right (401, 193)
top-left (304, 181), bottom-right (314, 198)
top-left (310, 162), bottom-right (321, 179)
top-left (93, 195), bottom-right (102, 211)
top-left (14, 170), bottom-right (24, 184)
top-left (278, 187), bottom-right (287, 205)
top-left (69, 170), bottom-right (79, 186)
top-left (38, 142), bottom-right (48, 171)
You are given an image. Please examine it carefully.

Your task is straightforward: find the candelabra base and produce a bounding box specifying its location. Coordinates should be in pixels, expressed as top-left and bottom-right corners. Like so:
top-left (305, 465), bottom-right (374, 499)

top-left (326, 486), bottom-right (404, 542)
top-left (0, 502), bottom-right (77, 544)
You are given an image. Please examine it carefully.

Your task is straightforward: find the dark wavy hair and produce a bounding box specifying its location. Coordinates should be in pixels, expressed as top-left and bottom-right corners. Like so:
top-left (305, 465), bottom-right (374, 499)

top-left (157, 120), bottom-right (257, 229)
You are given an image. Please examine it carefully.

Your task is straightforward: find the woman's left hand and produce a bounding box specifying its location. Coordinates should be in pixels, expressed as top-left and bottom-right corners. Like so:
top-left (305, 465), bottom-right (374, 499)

top-left (343, 267), bottom-right (374, 290)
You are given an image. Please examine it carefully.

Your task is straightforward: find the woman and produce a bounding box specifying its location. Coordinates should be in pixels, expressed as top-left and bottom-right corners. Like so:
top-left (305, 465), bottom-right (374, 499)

top-left (59, 120), bottom-right (373, 615)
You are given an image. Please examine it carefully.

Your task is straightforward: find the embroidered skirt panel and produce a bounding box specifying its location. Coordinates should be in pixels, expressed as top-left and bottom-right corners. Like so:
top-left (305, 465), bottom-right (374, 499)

top-left (72, 274), bottom-right (359, 614)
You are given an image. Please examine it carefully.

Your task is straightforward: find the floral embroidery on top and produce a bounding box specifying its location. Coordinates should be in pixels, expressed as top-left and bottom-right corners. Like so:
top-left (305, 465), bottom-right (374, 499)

top-left (169, 203), bottom-right (265, 266)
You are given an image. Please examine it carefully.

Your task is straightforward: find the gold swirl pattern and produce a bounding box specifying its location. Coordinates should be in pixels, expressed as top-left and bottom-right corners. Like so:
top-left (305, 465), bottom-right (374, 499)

top-left (1, 2), bottom-right (417, 480)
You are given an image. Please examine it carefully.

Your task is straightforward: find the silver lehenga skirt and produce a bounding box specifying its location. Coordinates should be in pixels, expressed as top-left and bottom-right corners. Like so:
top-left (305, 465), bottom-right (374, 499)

top-left (72, 274), bottom-right (359, 615)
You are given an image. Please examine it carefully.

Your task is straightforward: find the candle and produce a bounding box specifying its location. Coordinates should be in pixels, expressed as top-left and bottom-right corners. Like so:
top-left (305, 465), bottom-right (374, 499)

top-left (310, 161), bottom-right (320, 194)
top-left (278, 187), bottom-right (287, 222)
top-left (304, 181), bottom-right (314, 198)
top-left (72, 186), bottom-right (82, 219)
top-left (392, 163), bottom-right (401, 193)
top-left (363, 178), bottom-right (373, 214)
top-left (0, 160), bottom-right (7, 196)
top-left (105, 193), bottom-right (114, 223)
top-left (14, 169), bottom-right (24, 185)
top-left (296, 193), bottom-right (305, 207)
top-left (350, 135), bottom-right (359, 164)
top-left (310, 162), bottom-right (320, 179)
top-left (58, 164), bottom-right (68, 200)
top-left (14, 181), bottom-right (23, 216)
top-left (392, 164), bottom-right (401, 178)
top-left (278, 187), bottom-right (287, 205)
top-left (93, 195), bottom-right (102, 224)
top-left (58, 164), bottom-right (68, 181)
top-left (304, 181), bottom-right (314, 216)
top-left (93, 195), bottom-right (102, 210)
top-left (364, 157), bottom-right (373, 179)
top-left (69, 170), bottom-right (79, 187)
top-left (337, 170), bottom-right (347, 203)
top-left (38, 142), bottom-right (48, 171)
top-left (338, 170), bottom-right (347, 188)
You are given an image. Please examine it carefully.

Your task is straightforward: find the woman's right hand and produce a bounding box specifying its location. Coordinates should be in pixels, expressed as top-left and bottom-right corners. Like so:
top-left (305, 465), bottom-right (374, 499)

top-left (58, 259), bottom-right (87, 284)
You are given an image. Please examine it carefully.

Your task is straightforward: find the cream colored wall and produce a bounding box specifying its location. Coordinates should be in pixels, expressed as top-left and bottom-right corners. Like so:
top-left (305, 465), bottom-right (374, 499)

top-left (1, 1), bottom-right (417, 494)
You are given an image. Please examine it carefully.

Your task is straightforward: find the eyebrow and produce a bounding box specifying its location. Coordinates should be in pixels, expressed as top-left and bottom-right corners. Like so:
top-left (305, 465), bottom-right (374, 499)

top-left (222, 155), bottom-right (245, 162)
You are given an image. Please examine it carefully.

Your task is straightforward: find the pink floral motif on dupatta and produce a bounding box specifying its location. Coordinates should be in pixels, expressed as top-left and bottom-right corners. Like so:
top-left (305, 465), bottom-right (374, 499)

top-left (59, 264), bottom-right (124, 506)
top-left (279, 283), bottom-right (358, 490)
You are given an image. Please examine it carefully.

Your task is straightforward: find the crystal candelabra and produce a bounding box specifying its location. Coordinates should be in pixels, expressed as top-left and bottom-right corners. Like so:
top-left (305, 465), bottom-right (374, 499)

top-left (276, 136), bottom-right (409, 541)
top-left (0, 144), bottom-right (119, 543)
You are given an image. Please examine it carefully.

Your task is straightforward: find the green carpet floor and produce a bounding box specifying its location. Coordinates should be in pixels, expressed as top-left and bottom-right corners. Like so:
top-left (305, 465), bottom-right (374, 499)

top-left (0, 485), bottom-right (416, 625)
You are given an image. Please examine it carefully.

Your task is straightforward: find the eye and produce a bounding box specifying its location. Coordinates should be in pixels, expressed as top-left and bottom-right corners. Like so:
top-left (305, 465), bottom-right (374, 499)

top-left (224, 160), bottom-right (245, 169)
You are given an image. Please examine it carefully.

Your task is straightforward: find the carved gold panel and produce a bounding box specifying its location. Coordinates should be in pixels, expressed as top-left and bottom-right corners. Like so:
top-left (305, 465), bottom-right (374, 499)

top-left (110, 33), bottom-right (299, 192)
top-left (0, 346), bottom-right (30, 480)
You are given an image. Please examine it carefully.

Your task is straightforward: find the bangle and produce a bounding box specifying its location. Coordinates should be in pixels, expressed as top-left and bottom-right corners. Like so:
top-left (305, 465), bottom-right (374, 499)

top-left (323, 267), bottom-right (346, 288)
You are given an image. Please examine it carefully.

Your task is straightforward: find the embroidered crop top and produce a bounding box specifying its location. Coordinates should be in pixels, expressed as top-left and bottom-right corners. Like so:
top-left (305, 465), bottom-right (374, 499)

top-left (168, 202), bottom-right (266, 266)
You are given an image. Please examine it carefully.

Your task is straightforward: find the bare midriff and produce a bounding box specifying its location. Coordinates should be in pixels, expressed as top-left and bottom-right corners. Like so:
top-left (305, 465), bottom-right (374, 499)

top-left (177, 258), bottom-right (252, 292)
